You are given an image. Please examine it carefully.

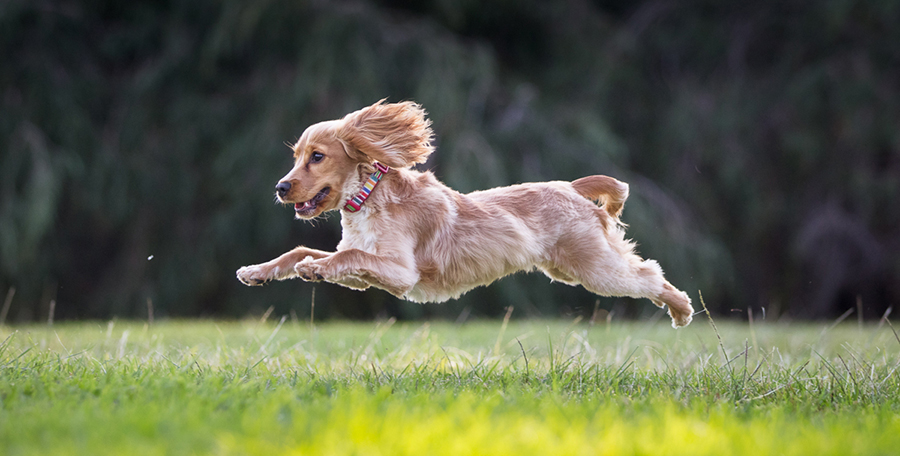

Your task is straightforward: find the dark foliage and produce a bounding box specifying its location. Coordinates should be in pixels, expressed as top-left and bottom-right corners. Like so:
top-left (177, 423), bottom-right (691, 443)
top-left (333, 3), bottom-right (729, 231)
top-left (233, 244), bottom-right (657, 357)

top-left (1, 0), bottom-right (898, 321)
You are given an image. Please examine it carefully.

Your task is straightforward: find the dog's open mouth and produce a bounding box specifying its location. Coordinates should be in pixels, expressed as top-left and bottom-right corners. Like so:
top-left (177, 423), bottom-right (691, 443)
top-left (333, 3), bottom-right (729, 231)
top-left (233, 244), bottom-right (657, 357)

top-left (294, 187), bottom-right (330, 216)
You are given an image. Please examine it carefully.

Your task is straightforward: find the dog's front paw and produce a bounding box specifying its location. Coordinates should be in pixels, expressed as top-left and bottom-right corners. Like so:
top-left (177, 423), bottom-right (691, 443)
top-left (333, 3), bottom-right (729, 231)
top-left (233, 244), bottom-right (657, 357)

top-left (237, 264), bottom-right (276, 286)
top-left (294, 256), bottom-right (325, 282)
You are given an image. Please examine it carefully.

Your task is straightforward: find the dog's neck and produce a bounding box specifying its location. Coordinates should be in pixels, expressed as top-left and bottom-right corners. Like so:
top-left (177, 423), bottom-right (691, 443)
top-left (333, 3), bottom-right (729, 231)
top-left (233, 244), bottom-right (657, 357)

top-left (343, 162), bottom-right (390, 213)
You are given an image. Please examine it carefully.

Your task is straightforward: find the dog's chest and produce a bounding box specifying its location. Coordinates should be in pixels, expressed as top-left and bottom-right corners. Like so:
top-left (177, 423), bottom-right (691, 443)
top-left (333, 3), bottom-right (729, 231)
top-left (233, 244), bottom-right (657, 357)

top-left (338, 212), bottom-right (381, 253)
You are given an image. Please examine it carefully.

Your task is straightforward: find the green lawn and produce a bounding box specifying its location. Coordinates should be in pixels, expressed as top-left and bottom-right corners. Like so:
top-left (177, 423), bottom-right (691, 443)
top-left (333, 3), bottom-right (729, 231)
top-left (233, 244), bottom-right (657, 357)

top-left (1, 316), bottom-right (899, 455)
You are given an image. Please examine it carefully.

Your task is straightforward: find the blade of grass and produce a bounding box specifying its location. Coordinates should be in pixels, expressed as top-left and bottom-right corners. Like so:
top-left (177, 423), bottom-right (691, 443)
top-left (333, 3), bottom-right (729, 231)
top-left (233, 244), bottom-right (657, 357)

top-left (699, 291), bottom-right (728, 365)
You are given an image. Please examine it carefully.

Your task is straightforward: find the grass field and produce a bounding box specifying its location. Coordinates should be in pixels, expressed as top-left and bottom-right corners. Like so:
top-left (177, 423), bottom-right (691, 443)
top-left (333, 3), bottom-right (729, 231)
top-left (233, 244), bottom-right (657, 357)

top-left (2, 313), bottom-right (899, 455)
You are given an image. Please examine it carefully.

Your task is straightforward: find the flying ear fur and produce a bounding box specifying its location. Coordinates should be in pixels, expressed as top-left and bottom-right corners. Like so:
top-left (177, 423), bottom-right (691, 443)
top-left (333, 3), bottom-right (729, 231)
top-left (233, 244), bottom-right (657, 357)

top-left (337, 99), bottom-right (435, 168)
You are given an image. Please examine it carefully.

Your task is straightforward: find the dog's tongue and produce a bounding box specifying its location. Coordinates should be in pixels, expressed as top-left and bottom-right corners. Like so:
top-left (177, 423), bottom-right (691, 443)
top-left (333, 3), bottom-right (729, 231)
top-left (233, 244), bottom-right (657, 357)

top-left (295, 201), bottom-right (313, 211)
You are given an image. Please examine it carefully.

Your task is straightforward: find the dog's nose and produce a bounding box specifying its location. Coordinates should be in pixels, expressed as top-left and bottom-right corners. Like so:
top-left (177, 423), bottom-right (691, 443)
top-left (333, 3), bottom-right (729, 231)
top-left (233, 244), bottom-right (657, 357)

top-left (275, 182), bottom-right (291, 197)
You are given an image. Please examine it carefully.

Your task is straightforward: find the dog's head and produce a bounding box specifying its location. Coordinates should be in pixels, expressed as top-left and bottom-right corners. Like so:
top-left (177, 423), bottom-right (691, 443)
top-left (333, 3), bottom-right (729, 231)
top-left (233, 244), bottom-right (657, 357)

top-left (275, 100), bottom-right (434, 219)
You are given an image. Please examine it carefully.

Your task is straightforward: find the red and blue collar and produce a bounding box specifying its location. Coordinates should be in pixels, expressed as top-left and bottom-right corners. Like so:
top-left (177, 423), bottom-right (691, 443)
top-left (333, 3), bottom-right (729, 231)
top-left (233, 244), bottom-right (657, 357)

top-left (343, 162), bottom-right (390, 213)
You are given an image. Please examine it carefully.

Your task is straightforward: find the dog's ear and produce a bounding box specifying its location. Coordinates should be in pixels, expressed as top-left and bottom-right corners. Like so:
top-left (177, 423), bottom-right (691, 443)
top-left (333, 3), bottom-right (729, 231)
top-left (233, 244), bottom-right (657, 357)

top-left (337, 99), bottom-right (434, 168)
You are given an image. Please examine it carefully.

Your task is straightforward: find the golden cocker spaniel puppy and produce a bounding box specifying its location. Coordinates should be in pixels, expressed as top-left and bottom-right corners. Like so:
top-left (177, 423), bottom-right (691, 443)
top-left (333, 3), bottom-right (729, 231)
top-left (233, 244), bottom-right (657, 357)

top-left (236, 100), bottom-right (693, 327)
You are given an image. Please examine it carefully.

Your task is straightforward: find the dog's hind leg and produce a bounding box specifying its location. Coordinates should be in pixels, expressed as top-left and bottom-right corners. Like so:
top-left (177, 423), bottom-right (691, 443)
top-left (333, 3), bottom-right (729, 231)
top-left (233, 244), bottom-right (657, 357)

top-left (544, 229), bottom-right (693, 327)
top-left (652, 281), bottom-right (693, 327)
top-left (625, 258), bottom-right (693, 327)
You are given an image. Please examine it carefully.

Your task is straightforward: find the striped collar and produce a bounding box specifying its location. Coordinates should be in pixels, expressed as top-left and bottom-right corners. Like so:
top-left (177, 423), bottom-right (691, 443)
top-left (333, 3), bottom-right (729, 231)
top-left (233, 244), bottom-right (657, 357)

top-left (343, 162), bottom-right (390, 213)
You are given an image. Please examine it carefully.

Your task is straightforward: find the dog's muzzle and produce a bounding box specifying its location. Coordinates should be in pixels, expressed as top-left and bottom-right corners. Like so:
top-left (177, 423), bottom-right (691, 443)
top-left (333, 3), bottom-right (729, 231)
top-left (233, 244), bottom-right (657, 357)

top-left (275, 181), bottom-right (291, 199)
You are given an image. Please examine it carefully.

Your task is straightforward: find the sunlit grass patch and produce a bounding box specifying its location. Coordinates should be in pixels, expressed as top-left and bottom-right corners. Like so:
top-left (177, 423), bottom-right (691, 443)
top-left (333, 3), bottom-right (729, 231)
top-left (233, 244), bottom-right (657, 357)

top-left (1, 318), bottom-right (899, 455)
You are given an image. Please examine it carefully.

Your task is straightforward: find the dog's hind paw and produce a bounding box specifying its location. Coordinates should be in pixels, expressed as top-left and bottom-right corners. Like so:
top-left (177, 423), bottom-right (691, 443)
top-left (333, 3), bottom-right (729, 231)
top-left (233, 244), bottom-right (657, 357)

top-left (669, 308), bottom-right (693, 328)
top-left (667, 297), bottom-right (694, 328)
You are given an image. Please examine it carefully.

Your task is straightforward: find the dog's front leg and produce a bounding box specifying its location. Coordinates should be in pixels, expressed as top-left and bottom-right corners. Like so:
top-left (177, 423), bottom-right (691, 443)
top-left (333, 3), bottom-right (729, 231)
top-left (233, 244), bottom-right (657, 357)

top-left (237, 246), bottom-right (333, 286)
top-left (294, 248), bottom-right (418, 297)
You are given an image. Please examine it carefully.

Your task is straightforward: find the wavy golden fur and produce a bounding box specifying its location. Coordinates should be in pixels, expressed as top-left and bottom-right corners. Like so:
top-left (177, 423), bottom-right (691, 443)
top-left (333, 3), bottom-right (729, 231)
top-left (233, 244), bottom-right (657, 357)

top-left (237, 100), bottom-right (693, 327)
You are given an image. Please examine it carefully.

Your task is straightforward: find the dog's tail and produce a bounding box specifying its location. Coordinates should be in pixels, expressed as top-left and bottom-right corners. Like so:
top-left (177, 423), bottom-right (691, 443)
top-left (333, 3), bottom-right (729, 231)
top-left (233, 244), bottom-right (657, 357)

top-left (572, 175), bottom-right (629, 220)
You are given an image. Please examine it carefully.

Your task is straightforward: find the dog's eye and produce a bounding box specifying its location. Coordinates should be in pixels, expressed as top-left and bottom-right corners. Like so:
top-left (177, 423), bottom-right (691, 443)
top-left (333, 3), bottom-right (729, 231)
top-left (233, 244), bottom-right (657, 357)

top-left (310, 152), bottom-right (324, 164)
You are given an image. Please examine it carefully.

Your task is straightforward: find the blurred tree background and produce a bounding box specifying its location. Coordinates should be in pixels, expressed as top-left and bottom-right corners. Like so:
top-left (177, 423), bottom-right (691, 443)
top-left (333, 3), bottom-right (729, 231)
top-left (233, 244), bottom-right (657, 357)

top-left (1, 0), bottom-right (898, 322)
